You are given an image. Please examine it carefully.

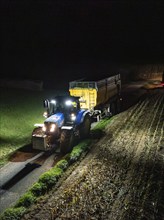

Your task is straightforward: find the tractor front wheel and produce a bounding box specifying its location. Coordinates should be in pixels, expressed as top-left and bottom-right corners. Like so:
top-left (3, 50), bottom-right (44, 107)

top-left (60, 130), bottom-right (74, 154)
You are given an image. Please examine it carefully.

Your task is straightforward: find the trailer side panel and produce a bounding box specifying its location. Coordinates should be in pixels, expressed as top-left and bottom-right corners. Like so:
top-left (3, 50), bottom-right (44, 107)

top-left (69, 74), bottom-right (121, 110)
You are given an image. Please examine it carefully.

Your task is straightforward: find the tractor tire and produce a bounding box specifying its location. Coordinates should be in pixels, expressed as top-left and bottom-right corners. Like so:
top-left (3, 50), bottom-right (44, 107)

top-left (60, 130), bottom-right (74, 154)
top-left (79, 115), bottom-right (91, 139)
top-left (116, 98), bottom-right (121, 114)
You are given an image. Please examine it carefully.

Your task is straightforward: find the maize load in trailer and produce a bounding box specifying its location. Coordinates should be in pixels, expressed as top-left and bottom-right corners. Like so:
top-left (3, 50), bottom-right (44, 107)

top-left (69, 74), bottom-right (121, 119)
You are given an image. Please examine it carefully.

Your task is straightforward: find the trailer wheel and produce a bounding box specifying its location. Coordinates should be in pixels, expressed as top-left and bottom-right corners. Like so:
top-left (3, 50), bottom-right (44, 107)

top-left (111, 102), bottom-right (116, 116)
top-left (80, 115), bottom-right (91, 139)
top-left (116, 99), bottom-right (121, 113)
top-left (60, 130), bottom-right (74, 154)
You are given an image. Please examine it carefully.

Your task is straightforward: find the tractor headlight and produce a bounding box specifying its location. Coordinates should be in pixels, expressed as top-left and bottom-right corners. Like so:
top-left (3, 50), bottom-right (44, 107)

top-left (50, 124), bottom-right (56, 132)
top-left (70, 113), bottom-right (76, 121)
top-left (42, 125), bottom-right (46, 132)
top-left (50, 100), bottom-right (56, 104)
top-left (42, 123), bottom-right (56, 133)
top-left (43, 111), bottom-right (48, 118)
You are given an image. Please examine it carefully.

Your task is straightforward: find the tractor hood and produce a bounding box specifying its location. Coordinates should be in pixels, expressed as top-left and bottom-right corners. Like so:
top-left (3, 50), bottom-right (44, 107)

top-left (44, 113), bottom-right (64, 127)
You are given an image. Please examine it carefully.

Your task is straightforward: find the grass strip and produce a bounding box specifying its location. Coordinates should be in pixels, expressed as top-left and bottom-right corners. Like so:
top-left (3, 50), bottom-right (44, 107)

top-left (0, 207), bottom-right (26, 220)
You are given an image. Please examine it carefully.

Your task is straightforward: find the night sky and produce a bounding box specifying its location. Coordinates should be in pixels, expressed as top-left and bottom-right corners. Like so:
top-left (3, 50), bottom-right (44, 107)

top-left (1, 0), bottom-right (164, 81)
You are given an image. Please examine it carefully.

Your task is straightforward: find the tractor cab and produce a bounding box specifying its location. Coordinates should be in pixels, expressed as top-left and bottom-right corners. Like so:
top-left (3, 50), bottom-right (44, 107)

top-left (43, 96), bottom-right (80, 124)
top-left (32, 95), bottom-right (91, 152)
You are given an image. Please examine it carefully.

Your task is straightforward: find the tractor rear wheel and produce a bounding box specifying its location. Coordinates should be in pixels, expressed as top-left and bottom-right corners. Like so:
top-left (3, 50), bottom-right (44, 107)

top-left (60, 130), bottom-right (74, 154)
top-left (116, 98), bottom-right (121, 114)
top-left (79, 115), bottom-right (91, 139)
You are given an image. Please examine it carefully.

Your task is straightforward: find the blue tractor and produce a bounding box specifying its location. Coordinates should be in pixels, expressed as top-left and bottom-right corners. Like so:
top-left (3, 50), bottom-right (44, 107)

top-left (32, 96), bottom-right (91, 154)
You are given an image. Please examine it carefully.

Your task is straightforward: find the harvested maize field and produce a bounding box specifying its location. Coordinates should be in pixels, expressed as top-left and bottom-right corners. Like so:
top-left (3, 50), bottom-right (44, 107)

top-left (22, 89), bottom-right (164, 220)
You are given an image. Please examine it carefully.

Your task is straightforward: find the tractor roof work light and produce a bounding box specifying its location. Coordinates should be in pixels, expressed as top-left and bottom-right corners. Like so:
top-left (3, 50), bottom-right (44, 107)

top-left (50, 100), bottom-right (56, 104)
top-left (65, 100), bottom-right (73, 106)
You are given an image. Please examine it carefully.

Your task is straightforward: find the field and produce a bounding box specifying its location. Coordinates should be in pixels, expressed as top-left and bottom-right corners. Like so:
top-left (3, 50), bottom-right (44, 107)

top-left (0, 88), bottom-right (68, 167)
top-left (21, 89), bottom-right (164, 220)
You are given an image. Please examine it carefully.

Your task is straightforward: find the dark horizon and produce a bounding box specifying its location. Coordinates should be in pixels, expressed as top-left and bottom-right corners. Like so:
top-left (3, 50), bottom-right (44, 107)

top-left (1, 1), bottom-right (164, 80)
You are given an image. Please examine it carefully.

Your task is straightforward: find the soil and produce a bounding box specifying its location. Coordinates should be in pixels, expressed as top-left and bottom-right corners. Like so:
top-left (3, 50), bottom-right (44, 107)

top-left (9, 144), bottom-right (40, 162)
top-left (9, 151), bottom-right (39, 162)
top-left (21, 88), bottom-right (164, 220)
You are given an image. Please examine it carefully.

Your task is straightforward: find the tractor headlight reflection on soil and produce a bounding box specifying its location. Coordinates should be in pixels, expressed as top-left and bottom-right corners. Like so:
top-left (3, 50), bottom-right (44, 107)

top-left (50, 124), bottom-right (56, 132)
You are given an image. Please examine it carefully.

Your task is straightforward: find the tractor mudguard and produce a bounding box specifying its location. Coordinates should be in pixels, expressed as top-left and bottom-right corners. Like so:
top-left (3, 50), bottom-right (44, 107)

top-left (75, 110), bottom-right (91, 125)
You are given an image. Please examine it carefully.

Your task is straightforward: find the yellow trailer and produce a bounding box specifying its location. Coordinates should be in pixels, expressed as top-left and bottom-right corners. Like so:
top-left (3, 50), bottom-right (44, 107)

top-left (69, 74), bottom-right (121, 119)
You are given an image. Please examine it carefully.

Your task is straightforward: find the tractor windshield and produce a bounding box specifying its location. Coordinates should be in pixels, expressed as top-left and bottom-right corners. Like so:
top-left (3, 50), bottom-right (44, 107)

top-left (49, 97), bottom-right (79, 115)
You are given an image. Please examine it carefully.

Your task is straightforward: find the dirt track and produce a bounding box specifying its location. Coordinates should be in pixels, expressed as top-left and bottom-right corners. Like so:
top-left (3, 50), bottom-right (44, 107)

top-left (21, 88), bottom-right (164, 220)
